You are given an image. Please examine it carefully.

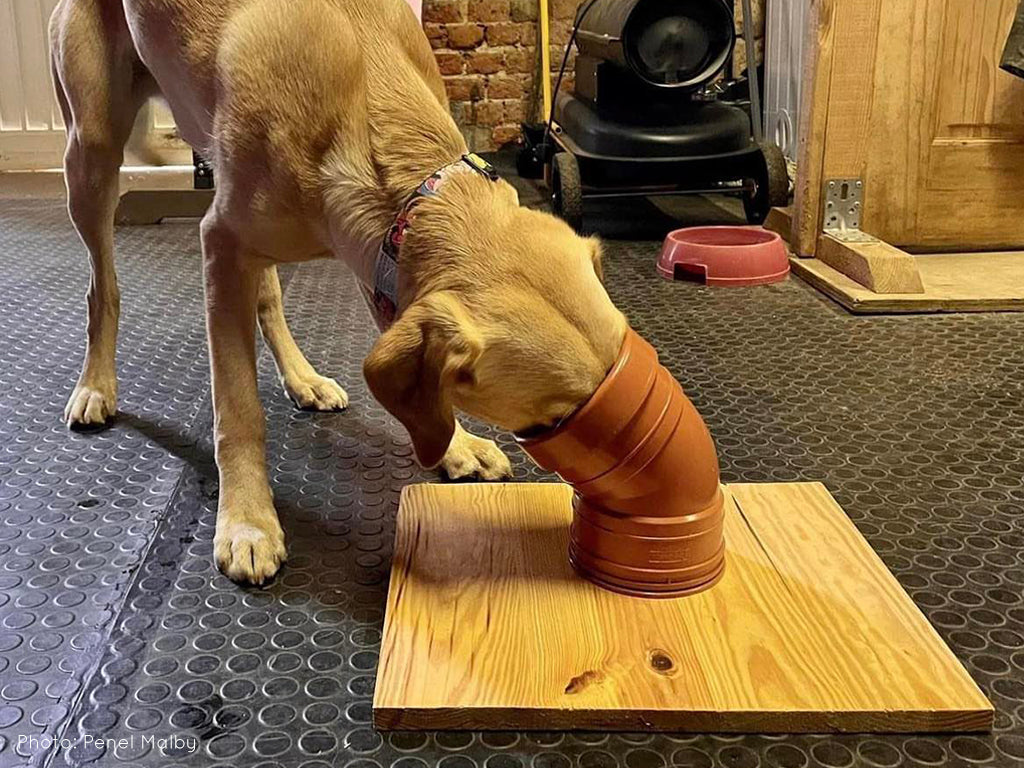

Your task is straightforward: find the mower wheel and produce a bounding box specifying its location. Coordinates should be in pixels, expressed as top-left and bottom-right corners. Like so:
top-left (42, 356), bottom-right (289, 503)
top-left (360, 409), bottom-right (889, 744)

top-left (551, 152), bottom-right (583, 231)
top-left (744, 141), bottom-right (790, 224)
top-left (762, 142), bottom-right (790, 207)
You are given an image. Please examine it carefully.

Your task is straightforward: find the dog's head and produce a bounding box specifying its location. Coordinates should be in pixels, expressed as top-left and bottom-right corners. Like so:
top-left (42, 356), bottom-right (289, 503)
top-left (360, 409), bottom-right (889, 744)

top-left (363, 178), bottom-right (626, 468)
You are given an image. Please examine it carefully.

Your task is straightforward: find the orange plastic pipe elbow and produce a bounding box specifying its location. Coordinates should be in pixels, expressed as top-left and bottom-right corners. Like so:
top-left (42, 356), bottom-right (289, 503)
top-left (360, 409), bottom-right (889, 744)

top-left (518, 328), bottom-right (726, 598)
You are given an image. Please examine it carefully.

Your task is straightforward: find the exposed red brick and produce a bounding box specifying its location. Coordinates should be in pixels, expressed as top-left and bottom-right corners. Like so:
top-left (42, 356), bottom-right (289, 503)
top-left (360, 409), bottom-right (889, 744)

top-left (429, 0), bottom-right (626, 150)
top-left (468, 0), bottom-right (509, 22)
top-left (485, 21), bottom-right (524, 46)
top-left (549, 45), bottom-right (576, 72)
top-left (509, 0), bottom-right (537, 22)
top-left (550, 0), bottom-right (579, 20)
top-left (487, 74), bottom-right (525, 99)
top-left (446, 22), bottom-right (485, 49)
top-left (550, 19), bottom-right (574, 45)
top-left (504, 47), bottom-right (535, 74)
top-left (424, 22), bottom-right (447, 49)
top-left (466, 49), bottom-right (505, 74)
top-left (502, 99), bottom-right (527, 123)
top-left (492, 124), bottom-right (521, 146)
top-left (465, 125), bottom-right (497, 151)
top-left (434, 51), bottom-right (465, 76)
top-left (444, 75), bottom-right (485, 101)
top-left (423, 0), bottom-right (463, 23)
top-left (474, 100), bottom-right (505, 126)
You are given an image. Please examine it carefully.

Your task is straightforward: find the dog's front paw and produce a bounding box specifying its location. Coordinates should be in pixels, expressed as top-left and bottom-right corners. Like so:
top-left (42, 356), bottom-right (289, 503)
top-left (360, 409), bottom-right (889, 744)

top-left (214, 506), bottom-right (287, 585)
top-left (65, 380), bottom-right (117, 430)
top-left (441, 428), bottom-right (513, 481)
top-left (284, 373), bottom-right (349, 412)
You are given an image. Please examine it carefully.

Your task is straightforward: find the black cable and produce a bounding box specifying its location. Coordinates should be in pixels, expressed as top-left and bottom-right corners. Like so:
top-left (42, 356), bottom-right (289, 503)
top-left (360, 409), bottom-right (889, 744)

top-left (542, 0), bottom-right (600, 151)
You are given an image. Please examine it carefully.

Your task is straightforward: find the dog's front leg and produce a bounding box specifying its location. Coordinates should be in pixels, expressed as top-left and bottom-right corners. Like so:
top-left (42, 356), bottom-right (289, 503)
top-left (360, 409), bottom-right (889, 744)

top-left (201, 214), bottom-right (286, 585)
top-left (440, 421), bottom-right (513, 481)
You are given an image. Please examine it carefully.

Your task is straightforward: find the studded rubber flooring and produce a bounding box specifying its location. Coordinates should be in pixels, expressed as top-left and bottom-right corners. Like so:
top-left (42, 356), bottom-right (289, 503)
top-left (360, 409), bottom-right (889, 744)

top-left (2, 186), bottom-right (1024, 768)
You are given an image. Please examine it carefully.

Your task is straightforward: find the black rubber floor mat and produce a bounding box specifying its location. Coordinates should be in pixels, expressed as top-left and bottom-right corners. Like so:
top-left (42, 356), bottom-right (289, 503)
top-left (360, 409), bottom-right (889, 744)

top-left (0, 200), bottom-right (211, 767)
top-left (1, 198), bottom-right (1024, 768)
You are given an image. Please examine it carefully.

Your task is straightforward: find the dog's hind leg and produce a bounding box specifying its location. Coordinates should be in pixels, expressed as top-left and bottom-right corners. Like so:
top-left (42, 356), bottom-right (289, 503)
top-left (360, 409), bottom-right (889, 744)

top-left (50, 0), bottom-right (155, 428)
top-left (257, 266), bottom-right (349, 412)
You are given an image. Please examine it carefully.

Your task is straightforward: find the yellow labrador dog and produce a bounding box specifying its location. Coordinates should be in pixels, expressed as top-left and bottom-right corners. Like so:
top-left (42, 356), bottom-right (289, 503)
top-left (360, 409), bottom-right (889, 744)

top-left (50, 0), bottom-right (627, 584)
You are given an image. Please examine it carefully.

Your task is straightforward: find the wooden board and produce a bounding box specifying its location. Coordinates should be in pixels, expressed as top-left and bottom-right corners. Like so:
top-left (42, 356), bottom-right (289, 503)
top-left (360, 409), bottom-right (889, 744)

top-left (0, 166), bottom-right (194, 200)
top-left (815, 233), bottom-right (925, 294)
top-left (375, 482), bottom-right (992, 732)
top-left (115, 189), bottom-right (214, 224)
top-left (793, 0), bottom-right (1024, 252)
top-left (792, 251), bottom-right (1024, 313)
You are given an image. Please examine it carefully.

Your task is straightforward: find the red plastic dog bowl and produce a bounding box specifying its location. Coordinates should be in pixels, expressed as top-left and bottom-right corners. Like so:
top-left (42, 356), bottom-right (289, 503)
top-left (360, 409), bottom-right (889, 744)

top-left (657, 226), bottom-right (789, 287)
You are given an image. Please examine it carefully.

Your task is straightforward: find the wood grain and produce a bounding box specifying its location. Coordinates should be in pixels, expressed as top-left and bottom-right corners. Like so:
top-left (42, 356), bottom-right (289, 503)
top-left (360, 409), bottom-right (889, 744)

top-left (816, 233), bottom-right (925, 294)
top-left (792, 251), bottom-right (1024, 313)
top-left (764, 206), bottom-right (793, 244)
top-left (806, 0), bottom-right (1024, 249)
top-left (375, 483), bottom-right (992, 732)
top-left (792, 0), bottom-right (834, 258)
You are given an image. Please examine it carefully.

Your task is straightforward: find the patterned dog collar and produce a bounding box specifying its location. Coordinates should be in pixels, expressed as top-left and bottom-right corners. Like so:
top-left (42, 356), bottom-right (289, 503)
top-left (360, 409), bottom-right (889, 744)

top-left (369, 154), bottom-right (498, 329)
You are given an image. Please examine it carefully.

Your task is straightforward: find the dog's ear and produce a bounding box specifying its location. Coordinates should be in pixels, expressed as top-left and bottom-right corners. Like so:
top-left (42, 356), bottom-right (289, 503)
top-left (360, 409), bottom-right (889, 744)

top-left (587, 236), bottom-right (605, 283)
top-left (363, 292), bottom-right (482, 468)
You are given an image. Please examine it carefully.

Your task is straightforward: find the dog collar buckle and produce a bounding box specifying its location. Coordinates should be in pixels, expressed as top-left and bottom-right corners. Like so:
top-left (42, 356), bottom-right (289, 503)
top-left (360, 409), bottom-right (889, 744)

top-left (461, 153), bottom-right (499, 181)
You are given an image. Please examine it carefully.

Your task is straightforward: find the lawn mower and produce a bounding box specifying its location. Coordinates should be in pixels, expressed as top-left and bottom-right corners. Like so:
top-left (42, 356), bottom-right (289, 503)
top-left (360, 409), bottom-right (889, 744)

top-left (522, 0), bottom-right (789, 231)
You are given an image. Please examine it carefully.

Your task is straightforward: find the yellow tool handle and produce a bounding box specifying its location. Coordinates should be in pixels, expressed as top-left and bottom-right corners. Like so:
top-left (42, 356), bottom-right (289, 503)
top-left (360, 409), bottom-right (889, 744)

top-left (539, 0), bottom-right (552, 121)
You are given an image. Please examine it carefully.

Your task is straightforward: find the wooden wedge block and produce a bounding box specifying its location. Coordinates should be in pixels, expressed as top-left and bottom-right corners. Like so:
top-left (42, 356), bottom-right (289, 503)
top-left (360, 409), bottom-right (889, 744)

top-left (375, 482), bottom-right (992, 733)
top-left (816, 233), bottom-right (925, 294)
top-left (764, 206), bottom-right (793, 244)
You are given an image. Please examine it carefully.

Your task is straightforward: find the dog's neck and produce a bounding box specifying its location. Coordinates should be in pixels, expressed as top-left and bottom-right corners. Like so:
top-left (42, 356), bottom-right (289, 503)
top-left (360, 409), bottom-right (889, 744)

top-left (374, 116), bottom-right (469, 206)
top-left (320, 93), bottom-right (468, 289)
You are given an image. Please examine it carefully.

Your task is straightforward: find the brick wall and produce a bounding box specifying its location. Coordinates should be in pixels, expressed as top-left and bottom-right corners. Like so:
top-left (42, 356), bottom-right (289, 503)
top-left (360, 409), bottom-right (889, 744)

top-left (424, 0), bottom-right (579, 151)
top-left (733, 0), bottom-right (766, 80)
top-left (424, 0), bottom-right (765, 151)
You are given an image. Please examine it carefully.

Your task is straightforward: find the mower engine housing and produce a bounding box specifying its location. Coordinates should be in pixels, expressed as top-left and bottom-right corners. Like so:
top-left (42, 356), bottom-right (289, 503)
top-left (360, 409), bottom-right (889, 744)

top-left (541, 0), bottom-right (789, 231)
top-left (575, 0), bottom-right (734, 114)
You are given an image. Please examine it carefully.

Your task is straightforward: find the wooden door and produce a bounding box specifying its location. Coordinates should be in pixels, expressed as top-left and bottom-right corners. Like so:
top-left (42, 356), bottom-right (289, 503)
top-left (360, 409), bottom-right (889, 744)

top-left (797, 0), bottom-right (1024, 252)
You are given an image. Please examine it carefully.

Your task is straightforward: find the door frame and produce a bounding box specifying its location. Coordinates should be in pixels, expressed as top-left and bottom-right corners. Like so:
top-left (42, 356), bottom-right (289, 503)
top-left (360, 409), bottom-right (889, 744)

top-left (791, 0), bottom-right (1024, 262)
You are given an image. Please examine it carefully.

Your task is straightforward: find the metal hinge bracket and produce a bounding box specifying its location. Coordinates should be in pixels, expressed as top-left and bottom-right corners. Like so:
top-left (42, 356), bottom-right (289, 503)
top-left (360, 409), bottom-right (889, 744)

top-left (823, 178), bottom-right (868, 241)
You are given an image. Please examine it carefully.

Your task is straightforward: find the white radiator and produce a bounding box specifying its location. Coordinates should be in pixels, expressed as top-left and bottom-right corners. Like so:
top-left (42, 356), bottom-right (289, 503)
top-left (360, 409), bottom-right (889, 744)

top-left (1, 0), bottom-right (422, 171)
top-left (763, 0), bottom-right (808, 160)
top-left (0, 0), bottom-right (65, 170)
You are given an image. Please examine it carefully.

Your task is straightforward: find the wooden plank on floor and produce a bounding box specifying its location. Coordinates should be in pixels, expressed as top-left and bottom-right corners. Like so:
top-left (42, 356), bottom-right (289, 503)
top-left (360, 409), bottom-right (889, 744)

top-left (374, 482), bottom-right (992, 732)
top-left (0, 166), bottom-right (194, 200)
top-left (115, 189), bottom-right (213, 224)
top-left (792, 251), bottom-right (1024, 313)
